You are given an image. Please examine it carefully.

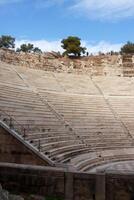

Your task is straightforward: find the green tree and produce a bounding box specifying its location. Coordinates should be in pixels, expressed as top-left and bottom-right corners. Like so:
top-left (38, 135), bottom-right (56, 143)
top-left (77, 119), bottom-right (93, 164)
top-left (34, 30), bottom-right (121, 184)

top-left (17, 43), bottom-right (42, 54)
top-left (121, 42), bottom-right (134, 54)
top-left (17, 43), bottom-right (34, 53)
top-left (33, 47), bottom-right (42, 54)
top-left (0, 35), bottom-right (15, 49)
top-left (61, 36), bottom-right (86, 56)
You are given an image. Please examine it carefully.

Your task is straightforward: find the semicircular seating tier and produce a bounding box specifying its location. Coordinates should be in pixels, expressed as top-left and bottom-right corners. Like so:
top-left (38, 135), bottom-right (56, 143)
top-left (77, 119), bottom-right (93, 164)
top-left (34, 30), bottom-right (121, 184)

top-left (0, 61), bottom-right (134, 171)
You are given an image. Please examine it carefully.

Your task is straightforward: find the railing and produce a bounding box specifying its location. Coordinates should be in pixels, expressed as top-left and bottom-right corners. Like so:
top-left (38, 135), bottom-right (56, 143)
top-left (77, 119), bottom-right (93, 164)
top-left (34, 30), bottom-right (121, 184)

top-left (0, 109), bottom-right (41, 151)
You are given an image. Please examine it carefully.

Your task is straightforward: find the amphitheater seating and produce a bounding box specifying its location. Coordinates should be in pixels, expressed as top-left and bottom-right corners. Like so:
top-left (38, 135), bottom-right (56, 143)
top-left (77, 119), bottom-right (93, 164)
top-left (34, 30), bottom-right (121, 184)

top-left (38, 91), bottom-right (133, 161)
top-left (13, 65), bottom-right (100, 95)
top-left (0, 62), bottom-right (26, 88)
top-left (71, 148), bottom-right (134, 172)
top-left (0, 83), bottom-right (84, 162)
top-left (109, 97), bottom-right (134, 138)
top-left (92, 76), bottom-right (134, 96)
top-left (1, 61), bottom-right (134, 171)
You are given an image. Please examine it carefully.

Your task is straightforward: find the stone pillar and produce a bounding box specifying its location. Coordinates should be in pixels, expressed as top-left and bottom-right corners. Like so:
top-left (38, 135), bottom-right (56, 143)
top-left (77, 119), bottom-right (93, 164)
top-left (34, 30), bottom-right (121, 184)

top-left (65, 172), bottom-right (74, 200)
top-left (95, 173), bottom-right (105, 200)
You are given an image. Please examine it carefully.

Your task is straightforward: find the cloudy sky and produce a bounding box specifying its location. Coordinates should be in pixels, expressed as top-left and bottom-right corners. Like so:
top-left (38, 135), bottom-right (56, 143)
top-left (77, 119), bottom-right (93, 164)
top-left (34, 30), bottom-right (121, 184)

top-left (0, 0), bottom-right (134, 53)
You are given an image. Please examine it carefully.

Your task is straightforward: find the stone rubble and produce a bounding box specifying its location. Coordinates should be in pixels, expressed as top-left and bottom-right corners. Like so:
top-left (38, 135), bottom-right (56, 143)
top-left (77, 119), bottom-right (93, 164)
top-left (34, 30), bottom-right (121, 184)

top-left (0, 48), bottom-right (124, 76)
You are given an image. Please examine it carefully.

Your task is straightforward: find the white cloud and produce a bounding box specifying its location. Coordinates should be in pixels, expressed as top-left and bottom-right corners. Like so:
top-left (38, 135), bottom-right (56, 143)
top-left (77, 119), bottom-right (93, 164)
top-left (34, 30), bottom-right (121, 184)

top-left (83, 41), bottom-right (123, 54)
top-left (15, 39), bottom-right (123, 54)
top-left (1, 0), bottom-right (134, 21)
top-left (72, 0), bottom-right (134, 21)
top-left (15, 39), bottom-right (63, 52)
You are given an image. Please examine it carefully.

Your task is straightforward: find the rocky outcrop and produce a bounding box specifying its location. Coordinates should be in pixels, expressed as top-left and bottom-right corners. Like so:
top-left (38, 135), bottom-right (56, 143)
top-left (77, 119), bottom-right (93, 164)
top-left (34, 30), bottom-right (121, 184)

top-left (0, 48), bottom-right (134, 76)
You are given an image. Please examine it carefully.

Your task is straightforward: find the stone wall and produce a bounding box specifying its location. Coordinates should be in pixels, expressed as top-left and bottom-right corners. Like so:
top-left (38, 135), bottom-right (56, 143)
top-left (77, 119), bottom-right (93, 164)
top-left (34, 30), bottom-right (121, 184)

top-left (0, 126), bottom-right (48, 166)
top-left (1, 48), bottom-right (134, 77)
top-left (0, 163), bottom-right (96, 200)
top-left (106, 173), bottom-right (134, 200)
top-left (122, 54), bottom-right (134, 77)
top-left (1, 163), bottom-right (134, 200)
top-left (0, 48), bottom-right (123, 76)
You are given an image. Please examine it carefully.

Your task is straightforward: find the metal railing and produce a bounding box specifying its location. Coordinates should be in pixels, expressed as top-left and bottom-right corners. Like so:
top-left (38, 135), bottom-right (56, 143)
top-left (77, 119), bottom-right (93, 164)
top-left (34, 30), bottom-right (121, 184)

top-left (0, 109), bottom-right (41, 151)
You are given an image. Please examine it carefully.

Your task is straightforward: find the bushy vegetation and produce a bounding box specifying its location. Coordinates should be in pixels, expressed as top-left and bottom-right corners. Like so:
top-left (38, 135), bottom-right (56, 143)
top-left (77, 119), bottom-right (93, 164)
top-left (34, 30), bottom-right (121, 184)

top-left (0, 35), bottom-right (15, 49)
top-left (0, 35), bottom-right (42, 53)
top-left (1, 34), bottom-right (134, 56)
top-left (61, 36), bottom-right (86, 56)
top-left (121, 42), bottom-right (134, 54)
top-left (33, 47), bottom-right (42, 53)
top-left (16, 43), bottom-right (42, 53)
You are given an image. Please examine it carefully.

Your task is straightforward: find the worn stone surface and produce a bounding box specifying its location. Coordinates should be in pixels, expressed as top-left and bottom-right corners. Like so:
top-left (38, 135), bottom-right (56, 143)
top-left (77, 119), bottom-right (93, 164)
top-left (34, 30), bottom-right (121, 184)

top-left (1, 49), bottom-right (134, 200)
top-left (1, 61), bottom-right (134, 172)
top-left (106, 173), bottom-right (134, 200)
top-left (0, 48), bottom-right (124, 76)
top-left (0, 163), bottom-right (95, 200)
top-left (0, 126), bottom-right (48, 166)
top-left (1, 163), bottom-right (134, 200)
top-left (1, 49), bottom-right (134, 77)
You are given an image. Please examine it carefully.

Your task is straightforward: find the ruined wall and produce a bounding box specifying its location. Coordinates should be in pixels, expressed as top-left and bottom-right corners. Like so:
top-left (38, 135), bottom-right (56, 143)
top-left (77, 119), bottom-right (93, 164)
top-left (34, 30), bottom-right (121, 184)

top-left (1, 48), bottom-right (134, 76)
top-left (0, 48), bottom-right (123, 76)
top-left (122, 54), bottom-right (134, 77)
top-left (0, 163), bottom-right (134, 200)
top-left (0, 126), bottom-right (49, 166)
top-left (0, 163), bottom-right (96, 200)
top-left (106, 173), bottom-right (134, 200)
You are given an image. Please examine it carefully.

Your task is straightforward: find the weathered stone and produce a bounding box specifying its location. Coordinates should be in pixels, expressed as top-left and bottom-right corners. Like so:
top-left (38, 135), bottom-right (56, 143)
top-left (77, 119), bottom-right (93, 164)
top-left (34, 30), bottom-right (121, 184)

top-left (0, 48), bottom-right (124, 76)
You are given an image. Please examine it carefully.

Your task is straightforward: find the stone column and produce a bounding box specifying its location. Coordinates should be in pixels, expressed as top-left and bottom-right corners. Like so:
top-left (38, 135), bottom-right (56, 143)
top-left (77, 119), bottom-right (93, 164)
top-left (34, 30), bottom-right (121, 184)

top-left (65, 172), bottom-right (74, 200)
top-left (95, 173), bottom-right (105, 200)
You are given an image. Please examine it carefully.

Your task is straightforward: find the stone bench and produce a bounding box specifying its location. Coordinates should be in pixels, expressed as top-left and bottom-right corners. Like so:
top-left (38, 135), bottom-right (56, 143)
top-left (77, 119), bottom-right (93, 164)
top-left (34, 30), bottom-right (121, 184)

top-left (46, 144), bottom-right (87, 158)
top-left (41, 139), bottom-right (82, 151)
top-left (53, 147), bottom-right (90, 163)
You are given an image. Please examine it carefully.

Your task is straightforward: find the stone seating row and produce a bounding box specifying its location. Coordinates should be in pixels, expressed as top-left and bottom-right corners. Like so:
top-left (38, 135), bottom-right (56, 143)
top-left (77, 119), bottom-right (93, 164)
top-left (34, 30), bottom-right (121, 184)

top-left (35, 91), bottom-right (134, 162)
top-left (40, 91), bottom-right (128, 136)
top-left (0, 84), bottom-right (84, 160)
top-left (48, 142), bottom-right (133, 163)
top-left (71, 148), bottom-right (134, 172)
top-left (0, 82), bottom-right (134, 166)
top-left (108, 97), bottom-right (134, 137)
top-left (16, 66), bottom-right (100, 94)
top-left (0, 64), bottom-right (25, 87)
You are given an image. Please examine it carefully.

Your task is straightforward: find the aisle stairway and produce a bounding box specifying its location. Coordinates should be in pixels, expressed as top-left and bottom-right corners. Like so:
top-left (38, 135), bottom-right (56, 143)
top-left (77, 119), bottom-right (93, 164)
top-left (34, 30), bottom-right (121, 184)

top-left (0, 61), bottom-right (134, 171)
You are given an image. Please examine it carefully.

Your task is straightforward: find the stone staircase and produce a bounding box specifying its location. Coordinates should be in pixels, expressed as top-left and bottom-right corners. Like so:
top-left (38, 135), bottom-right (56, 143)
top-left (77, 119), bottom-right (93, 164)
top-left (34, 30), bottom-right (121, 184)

top-left (1, 61), bottom-right (134, 171)
top-left (122, 54), bottom-right (134, 77)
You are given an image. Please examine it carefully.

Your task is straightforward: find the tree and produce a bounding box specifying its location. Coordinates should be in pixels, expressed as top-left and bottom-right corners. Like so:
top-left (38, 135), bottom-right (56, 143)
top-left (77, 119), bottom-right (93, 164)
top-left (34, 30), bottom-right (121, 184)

top-left (17, 43), bottom-right (42, 54)
top-left (121, 42), bottom-right (134, 54)
top-left (0, 35), bottom-right (15, 49)
top-left (61, 36), bottom-right (86, 56)
top-left (33, 47), bottom-right (42, 54)
top-left (17, 43), bottom-right (34, 53)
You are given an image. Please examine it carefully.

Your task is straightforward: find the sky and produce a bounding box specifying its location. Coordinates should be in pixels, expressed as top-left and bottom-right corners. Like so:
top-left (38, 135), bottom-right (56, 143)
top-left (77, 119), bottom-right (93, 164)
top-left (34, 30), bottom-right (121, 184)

top-left (0, 0), bottom-right (134, 53)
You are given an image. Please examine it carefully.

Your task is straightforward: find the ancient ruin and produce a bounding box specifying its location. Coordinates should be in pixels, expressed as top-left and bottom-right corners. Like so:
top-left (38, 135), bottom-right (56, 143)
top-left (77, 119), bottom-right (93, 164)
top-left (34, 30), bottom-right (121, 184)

top-left (1, 51), bottom-right (134, 199)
